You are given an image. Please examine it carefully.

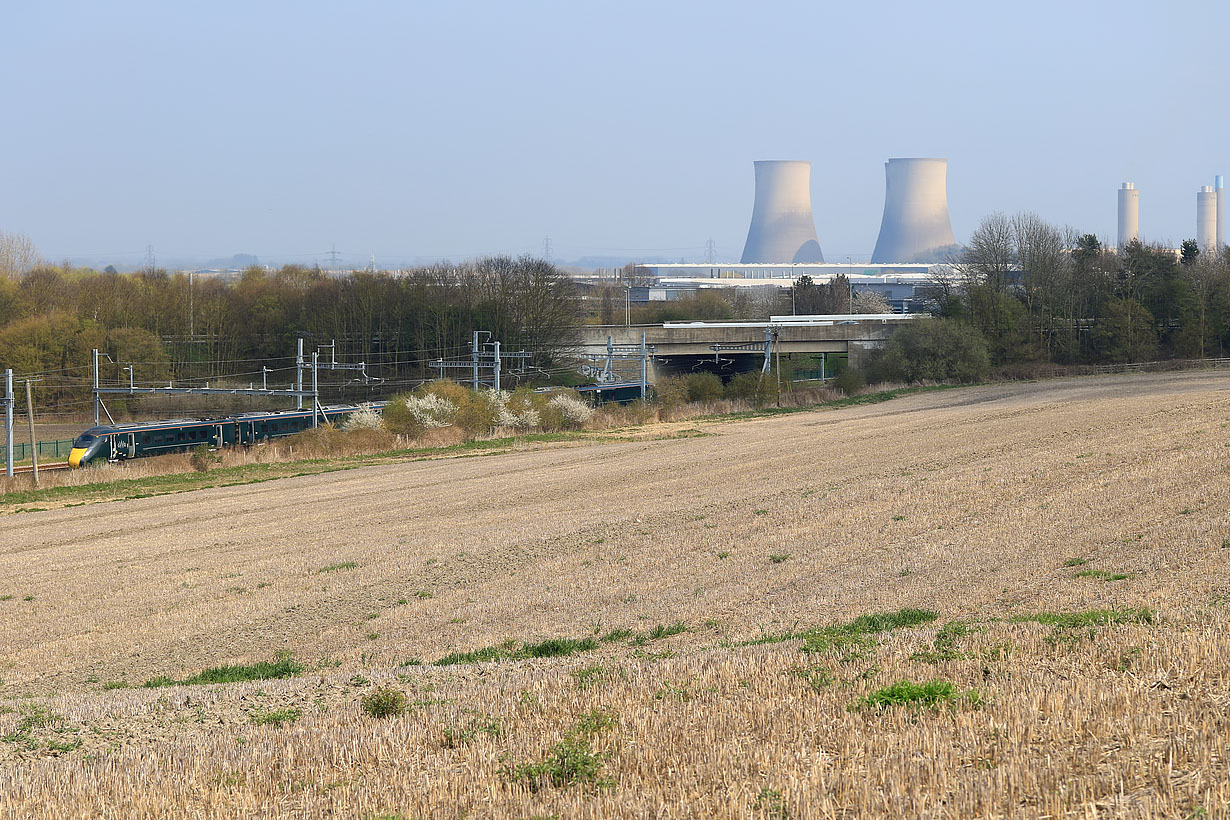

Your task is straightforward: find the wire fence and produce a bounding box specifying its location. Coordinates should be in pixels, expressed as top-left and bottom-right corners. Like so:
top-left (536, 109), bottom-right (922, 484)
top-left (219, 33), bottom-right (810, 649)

top-left (0, 439), bottom-right (76, 463)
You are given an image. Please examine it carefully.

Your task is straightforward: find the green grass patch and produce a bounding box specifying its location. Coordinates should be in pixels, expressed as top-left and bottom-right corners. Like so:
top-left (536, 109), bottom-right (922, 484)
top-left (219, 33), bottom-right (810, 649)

top-left (629, 622), bottom-right (687, 646)
top-left (854, 679), bottom-right (983, 711)
top-left (317, 561), bottom-right (358, 574)
top-left (144, 655), bottom-right (303, 687)
top-left (910, 620), bottom-right (973, 663)
top-left (732, 607), bottom-right (939, 654)
top-left (497, 709), bottom-right (617, 791)
top-left (1073, 569), bottom-right (1135, 581)
top-left (249, 707), bottom-right (302, 727)
top-left (1062, 557), bottom-right (1087, 567)
top-left (442, 713), bottom-right (503, 748)
top-left (434, 636), bottom-right (598, 666)
top-left (1009, 608), bottom-right (1155, 646)
top-left (1009, 608), bottom-right (1154, 629)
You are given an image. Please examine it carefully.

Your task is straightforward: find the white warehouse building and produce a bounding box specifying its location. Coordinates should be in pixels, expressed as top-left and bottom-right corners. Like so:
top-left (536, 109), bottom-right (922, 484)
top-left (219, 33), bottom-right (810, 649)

top-left (633, 262), bottom-right (946, 313)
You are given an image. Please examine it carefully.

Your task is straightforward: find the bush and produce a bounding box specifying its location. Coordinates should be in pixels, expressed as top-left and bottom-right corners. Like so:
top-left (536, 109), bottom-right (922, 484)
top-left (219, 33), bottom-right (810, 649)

top-left (831, 367), bottom-right (865, 396)
top-left (542, 390), bottom-right (593, 430)
top-left (724, 371), bottom-right (776, 408)
top-left (340, 406), bottom-right (385, 431)
top-left (190, 444), bottom-right (221, 473)
top-left (870, 317), bottom-right (990, 384)
top-left (684, 372), bottom-right (723, 402)
top-left (490, 386), bottom-right (544, 430)
top-left (382, 380), bottom-right (495, 439)
top-left (360, 686), bottom-right (407, 719)
top-left (652, 377), bottom-right (689, 411)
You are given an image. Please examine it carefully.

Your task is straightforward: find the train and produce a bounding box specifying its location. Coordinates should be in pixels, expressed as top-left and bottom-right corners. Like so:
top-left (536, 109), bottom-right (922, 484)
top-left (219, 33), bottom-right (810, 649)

top-left (68, 403), bottom-right (386, 467)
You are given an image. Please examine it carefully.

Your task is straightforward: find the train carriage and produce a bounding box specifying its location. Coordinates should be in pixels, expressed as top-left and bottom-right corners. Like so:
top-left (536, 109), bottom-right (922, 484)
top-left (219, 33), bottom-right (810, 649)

top-left (69, 403), bottom-right (384, 467)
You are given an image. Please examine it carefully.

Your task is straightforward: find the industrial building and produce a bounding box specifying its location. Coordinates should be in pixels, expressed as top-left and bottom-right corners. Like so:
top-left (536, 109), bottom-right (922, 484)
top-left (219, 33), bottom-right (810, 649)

top-left (633, 262), bottom-right (944, 313)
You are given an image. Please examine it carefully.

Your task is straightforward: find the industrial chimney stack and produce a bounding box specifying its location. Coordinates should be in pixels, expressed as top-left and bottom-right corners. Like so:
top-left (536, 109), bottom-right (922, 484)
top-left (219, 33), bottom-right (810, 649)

top-left (1117, 182), bottom-right (1139, 248)
top-left (870, 158), bottom-right (957, 263)
top-left (1216, 175), bottom-right (1224, 251)
top-left (1197, 185), bottom-right (1217, 253)
top-left (740, 160), bottom-right (824, 264)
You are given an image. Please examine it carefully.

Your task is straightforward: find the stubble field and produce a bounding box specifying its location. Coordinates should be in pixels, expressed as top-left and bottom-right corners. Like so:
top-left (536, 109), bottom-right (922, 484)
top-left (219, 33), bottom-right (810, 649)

top-left (1, 372), bottom-right (1228, 819)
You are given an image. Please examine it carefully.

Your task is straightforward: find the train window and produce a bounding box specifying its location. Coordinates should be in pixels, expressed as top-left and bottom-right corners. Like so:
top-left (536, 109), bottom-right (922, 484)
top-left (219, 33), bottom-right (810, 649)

top-left (178, 431), bottom-right (185, 442)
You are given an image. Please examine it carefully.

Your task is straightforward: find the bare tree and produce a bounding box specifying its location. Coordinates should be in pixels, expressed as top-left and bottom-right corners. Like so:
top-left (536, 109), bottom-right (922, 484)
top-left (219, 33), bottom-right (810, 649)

top-left (0, 230), bottom-right (41, 279)
top-left (1183, 250), bottom-right (1228, 357)
top-left (957, 212), bottom-right (1016, 293)
top-left (1011, 212), bottom-right (1070, 356)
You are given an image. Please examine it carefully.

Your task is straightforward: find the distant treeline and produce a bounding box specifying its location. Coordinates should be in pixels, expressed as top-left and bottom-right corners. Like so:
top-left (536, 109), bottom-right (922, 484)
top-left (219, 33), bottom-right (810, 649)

top-left (0, 256), bottom-right (581, 414)
top-left (930, 216), bottom-right (1230, 365)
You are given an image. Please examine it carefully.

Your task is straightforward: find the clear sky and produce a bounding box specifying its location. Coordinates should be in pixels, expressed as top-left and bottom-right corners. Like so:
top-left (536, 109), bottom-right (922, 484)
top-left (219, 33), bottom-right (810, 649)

top-left (2, 0), bottom-right (1227, 267)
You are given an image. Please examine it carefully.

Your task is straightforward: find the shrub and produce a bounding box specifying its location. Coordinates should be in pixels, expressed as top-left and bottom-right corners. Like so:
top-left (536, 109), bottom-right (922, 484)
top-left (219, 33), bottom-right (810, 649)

top-left (831, 367), bottom-right (866, 396)
top-left (543, 391), bottom-right (593, 430)
top-left (724, 371), bottom-right (776, 408)
top-left (684, 372), bottom-right (723, 402)
top-left (870, 317), bottom-right (990, 384)
top-left (340, 406), bottom-right (384, 431)
top-left (361, 686), bottom-right (407, 719)
top-left (652, 377), bottom-right (690, 412)
top-left (382, 380), bottom-right (495, 439)
top-left (189, 444), bottom-right (221, 473)
top-left (492, 387), bottom-right (543, 430)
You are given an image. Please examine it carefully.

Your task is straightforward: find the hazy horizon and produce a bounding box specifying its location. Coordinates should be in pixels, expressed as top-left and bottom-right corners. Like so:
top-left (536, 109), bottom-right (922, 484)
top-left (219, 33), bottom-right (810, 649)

top-left (3, 0), bottom-right (1227, 269)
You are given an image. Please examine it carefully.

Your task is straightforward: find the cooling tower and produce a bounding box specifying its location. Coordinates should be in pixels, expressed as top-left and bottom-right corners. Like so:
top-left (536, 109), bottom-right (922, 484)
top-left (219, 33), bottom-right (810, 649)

top-left (870, 158), bottom-right (958, 264)
top-left (740, 160), bottom-right (824, 264)
top-left (1197, 186), bottom-right (1217, 253)
top-left (1217, 176), bottom-right (1224, 251)
top-left (1117, 182), bottom-right (1139, 248)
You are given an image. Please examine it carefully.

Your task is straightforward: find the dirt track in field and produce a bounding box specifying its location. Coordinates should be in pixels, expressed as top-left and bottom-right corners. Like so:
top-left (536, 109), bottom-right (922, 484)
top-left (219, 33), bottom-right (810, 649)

top-left (2, 371), bottom-right (1229, 819)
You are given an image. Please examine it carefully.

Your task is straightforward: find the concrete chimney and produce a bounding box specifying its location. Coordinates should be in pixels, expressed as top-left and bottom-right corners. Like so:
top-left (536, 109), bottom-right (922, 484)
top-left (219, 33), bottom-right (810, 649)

top-left (1117, 182), bottom-right (1139, 248)
top-left (1197, 185), bottom-right (1217, 253)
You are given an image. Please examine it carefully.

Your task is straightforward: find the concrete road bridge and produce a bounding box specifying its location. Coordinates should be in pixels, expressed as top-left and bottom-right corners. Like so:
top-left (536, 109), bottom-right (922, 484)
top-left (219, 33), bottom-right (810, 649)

top-left (574, 314), bottom-right (916, 381)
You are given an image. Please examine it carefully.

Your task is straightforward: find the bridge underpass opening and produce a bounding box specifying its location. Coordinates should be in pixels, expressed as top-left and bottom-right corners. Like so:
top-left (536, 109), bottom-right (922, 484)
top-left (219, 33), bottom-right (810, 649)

top-left (652, 352), bottom-right (848, 382)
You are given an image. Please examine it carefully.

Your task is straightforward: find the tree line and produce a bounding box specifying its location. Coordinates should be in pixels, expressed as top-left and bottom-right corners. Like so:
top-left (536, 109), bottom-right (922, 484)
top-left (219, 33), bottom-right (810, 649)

top-left (0, 256), bottom-right (581, 411)
top-left (929, 212), bottom-right (1230, 365)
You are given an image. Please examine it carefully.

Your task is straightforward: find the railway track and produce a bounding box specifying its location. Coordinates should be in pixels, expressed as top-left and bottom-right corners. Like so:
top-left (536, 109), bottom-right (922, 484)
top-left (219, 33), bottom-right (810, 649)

top-left (8, 462), bottom-right (71, 475)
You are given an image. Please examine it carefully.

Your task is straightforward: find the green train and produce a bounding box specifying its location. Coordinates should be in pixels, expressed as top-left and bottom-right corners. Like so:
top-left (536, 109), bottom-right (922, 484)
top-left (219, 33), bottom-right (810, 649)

top-left (68, 403), bottom-right (385, 467)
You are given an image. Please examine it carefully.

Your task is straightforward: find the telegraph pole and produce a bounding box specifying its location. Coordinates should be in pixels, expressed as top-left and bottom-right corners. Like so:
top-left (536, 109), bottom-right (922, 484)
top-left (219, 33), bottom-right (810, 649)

top-left (296, 338), bottom-right (304, 410)
top-left (3, 369), bottom-right (13, 478)
top-left (25, 379), bottom-right (38, 486)
top-left (493, 341), bottom-right (501, 392)
top-left (311, 352), bottom-right (320, 427)
top-left (639, 332), bottom-right (647, 399)
top-left (472, 331), bottom-right (480, 389)
top-left (92, 348), bottom-right (100, 426)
